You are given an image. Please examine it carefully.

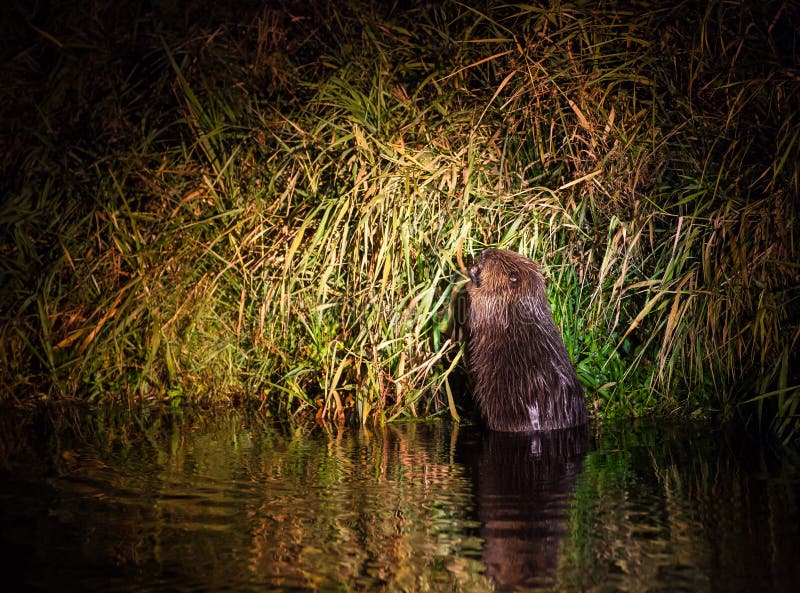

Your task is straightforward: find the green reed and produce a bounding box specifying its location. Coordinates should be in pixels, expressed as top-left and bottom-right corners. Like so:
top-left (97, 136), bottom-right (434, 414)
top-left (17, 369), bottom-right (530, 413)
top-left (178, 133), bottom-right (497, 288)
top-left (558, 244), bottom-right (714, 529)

top-left (1, 1), bottom-right (797, 440)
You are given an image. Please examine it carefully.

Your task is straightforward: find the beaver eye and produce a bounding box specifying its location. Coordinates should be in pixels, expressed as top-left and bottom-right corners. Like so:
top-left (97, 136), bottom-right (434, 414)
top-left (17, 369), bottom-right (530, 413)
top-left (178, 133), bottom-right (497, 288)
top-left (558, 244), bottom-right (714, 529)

top-left (509, 273), bottom-right (520, 287)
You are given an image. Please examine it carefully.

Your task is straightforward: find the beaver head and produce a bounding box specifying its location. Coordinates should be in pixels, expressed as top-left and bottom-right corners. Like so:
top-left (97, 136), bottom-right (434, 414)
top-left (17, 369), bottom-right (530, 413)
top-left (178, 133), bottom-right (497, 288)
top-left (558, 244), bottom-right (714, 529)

top-left (467, 248), bottom-right (553, 332)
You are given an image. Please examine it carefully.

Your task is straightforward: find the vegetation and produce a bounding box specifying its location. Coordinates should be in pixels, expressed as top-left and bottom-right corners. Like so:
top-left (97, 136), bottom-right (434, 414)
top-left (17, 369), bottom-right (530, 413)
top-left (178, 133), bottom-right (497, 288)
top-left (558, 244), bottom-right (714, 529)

top-left (1, 0), bottom-right (798, 439)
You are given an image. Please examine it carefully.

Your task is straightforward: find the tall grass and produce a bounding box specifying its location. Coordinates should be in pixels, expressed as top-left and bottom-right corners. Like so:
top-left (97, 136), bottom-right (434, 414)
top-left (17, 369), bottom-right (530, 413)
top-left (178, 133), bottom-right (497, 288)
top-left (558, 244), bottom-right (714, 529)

top-left (1, 1), bottom-right (798, 439)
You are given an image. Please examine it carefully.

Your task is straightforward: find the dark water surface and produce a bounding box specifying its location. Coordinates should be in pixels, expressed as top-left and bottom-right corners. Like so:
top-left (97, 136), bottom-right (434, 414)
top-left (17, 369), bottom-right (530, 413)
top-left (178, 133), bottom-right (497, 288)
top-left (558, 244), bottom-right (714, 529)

top-left (1, 407), bottom-right (798, 593)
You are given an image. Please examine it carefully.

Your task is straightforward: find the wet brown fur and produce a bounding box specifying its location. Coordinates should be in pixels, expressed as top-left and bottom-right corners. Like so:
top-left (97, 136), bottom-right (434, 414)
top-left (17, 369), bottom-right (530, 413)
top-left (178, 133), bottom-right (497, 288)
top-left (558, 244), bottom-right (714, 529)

top-left (467, 248), bottom-right (586, 432)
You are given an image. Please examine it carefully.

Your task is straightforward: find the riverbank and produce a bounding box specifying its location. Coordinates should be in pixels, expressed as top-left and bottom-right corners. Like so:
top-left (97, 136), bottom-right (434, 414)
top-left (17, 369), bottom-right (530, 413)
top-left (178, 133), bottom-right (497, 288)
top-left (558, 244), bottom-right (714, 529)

top-left (1, 0), bottom-right (798, 440)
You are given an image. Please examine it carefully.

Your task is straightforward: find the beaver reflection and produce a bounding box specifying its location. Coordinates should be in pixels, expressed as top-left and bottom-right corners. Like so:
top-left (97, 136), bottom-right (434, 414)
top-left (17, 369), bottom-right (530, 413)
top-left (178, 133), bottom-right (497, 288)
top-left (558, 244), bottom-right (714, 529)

top-left (463, 426), bottom-right (588, 591)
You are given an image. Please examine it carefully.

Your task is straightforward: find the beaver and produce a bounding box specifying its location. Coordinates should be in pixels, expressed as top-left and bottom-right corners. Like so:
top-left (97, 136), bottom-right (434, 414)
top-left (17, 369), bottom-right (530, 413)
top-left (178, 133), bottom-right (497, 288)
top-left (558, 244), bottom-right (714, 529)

top-left (467, 248), bottom-right (586, 432)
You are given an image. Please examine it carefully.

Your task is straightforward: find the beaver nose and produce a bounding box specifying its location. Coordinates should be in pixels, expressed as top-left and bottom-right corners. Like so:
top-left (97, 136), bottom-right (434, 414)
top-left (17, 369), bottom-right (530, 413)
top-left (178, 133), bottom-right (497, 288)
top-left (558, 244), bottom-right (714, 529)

top-left (469, 264), bottom-right (481, 288)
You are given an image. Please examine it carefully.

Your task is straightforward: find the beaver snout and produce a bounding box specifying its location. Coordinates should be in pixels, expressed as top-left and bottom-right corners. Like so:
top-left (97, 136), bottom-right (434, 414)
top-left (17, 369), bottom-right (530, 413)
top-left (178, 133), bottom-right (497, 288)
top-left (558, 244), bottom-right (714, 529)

top-left (469, 264), bottom-right (482, 288)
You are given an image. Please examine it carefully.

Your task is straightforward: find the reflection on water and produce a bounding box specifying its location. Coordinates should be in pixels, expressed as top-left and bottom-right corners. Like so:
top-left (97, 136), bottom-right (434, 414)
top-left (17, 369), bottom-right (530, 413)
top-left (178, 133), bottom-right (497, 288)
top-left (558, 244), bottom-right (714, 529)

top-left (457, 427), bottom-right (588, 591)
top-left (0, 407), bottom-right (799, 593)
top-left (0, 408), bottom-right (489, 593)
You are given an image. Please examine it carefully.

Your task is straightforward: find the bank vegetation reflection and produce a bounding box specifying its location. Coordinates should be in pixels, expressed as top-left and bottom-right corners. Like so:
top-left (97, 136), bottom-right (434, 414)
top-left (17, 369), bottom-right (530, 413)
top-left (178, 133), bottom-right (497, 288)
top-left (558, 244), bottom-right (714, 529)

top-left (2, 410), bottom-right (798, 592)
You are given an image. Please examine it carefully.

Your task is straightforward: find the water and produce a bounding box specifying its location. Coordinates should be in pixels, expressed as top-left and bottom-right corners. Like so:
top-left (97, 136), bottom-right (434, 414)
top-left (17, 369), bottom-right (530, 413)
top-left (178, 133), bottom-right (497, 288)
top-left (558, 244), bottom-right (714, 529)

top-left (1, 407), bottom-right (798, 593)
